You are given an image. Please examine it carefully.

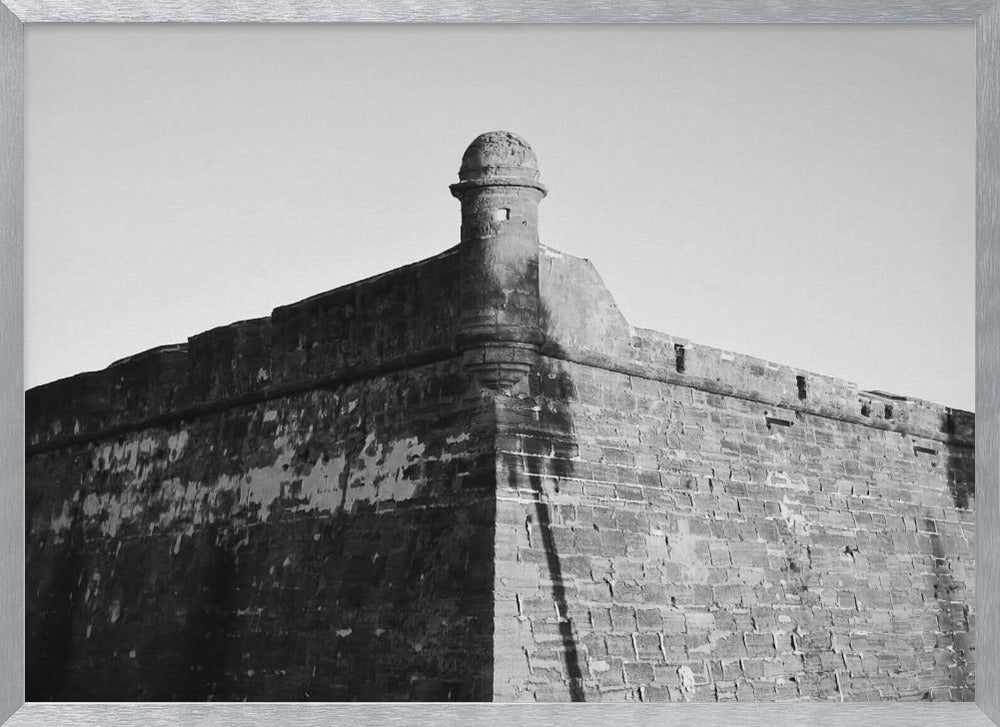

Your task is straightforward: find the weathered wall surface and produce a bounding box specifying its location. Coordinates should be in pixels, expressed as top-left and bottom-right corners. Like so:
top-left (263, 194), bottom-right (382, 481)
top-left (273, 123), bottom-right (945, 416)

top-left (491, 251), bottom-right (975, 703)
top-left (26, 250), bottom-right (499, 701)
top-left (26, 243), bottom-right (976, 704)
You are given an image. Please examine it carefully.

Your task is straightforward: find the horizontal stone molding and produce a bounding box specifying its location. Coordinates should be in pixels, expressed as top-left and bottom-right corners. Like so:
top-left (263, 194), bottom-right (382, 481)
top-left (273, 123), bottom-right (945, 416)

top-left (26, 346), bottom-right (458, 456)
top-left (539, 345), bottom-right (974, 449)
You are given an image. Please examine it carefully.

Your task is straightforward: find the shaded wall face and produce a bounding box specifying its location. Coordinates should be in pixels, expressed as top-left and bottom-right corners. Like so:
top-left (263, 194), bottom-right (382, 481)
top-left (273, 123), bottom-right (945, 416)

top-left (26, 360), bottom-right (496, 701)
top-left (494, 357), bottom-right (975, 703)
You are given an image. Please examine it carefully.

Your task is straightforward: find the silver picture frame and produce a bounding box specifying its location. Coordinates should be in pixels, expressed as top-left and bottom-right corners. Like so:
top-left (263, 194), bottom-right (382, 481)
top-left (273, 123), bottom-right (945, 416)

top-left (1, 2), bottom-right (998, 726)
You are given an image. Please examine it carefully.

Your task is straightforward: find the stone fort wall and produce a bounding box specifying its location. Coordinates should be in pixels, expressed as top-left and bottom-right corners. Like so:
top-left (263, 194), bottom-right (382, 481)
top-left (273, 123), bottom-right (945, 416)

top-left (26, 249), bottom-right (499, 700)
top-left (25, 132), bottom-right (974, 703)
top-left (493, 249), bottom-right (974, 702)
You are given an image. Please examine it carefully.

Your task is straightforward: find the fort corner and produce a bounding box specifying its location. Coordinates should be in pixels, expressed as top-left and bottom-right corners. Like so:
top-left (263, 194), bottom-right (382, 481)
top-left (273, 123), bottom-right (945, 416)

top-left (26, 132), bottom-right (975, 703)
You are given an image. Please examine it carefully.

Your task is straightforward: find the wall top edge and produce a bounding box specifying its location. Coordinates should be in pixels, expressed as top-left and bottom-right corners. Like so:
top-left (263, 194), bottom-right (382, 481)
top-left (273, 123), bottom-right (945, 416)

top-left (24, 237), bottom-right (976, 452)
top-left (2, 0), bottom-right (997, 25)
top-left (25, 245), bottom-right (461, 395)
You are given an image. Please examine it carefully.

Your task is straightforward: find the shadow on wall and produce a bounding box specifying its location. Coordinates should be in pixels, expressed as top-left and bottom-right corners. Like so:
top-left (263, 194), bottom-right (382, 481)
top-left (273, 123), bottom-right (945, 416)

top-left (25, 529), bottom-right (84, 701)
top-left (500, 325), bottom-right (586, 701)
top-left (944, 408), bottom-right (974, 511)
top-left (928, 407), bottom-right (976, 701)
top-left (176, 526), bottom-right (239, 700)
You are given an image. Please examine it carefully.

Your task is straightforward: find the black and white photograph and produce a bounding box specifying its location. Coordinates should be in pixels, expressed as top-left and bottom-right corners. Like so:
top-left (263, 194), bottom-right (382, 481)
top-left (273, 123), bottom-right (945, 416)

top-left (15, 21), bottom-right (983, 707)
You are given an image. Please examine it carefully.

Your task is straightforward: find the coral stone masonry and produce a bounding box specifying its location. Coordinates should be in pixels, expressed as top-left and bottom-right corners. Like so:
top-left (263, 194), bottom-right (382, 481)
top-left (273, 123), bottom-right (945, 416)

top-left (25, 132), bottom-right (975, 703)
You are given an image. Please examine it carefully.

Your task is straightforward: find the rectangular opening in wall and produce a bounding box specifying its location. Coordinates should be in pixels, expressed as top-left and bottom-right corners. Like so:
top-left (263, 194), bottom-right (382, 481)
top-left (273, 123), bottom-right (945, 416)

top-left (796, 375), bottom-right (807, 400)
top-left (914, 445), bottom-right (938, 456)
top-left (674, 344), bottom-right (686, 373)
top-left (492, 208), bottom-right (510, 221)
top-left (765, 415), bottom-right (793, 428)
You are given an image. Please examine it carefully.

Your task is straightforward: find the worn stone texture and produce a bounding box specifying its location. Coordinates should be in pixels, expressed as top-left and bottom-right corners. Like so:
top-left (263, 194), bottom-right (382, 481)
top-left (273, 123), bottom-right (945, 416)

top-left (27, 362), bottom-right (497, 700)
top-left (24, 132), bottom-right (974, 702)
top-left (492, 358), bottom-right (974, 702)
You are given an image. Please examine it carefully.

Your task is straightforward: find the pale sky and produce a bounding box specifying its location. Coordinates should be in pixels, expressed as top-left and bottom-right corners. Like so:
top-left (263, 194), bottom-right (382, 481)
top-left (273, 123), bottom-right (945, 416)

top-left (24, 24), bottom-right (975, 411)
